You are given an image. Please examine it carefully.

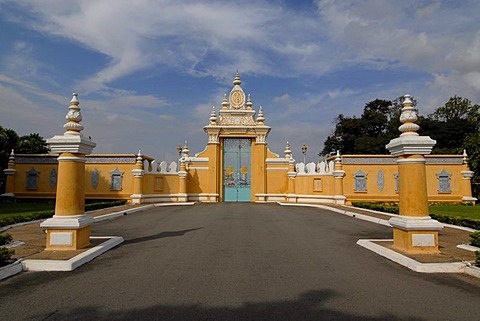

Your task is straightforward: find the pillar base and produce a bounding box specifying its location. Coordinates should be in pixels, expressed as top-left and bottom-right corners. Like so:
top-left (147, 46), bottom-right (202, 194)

top-left (389, 216), bottom-right (443, 254)
top-left (41, 214), bottom-right (94, 251)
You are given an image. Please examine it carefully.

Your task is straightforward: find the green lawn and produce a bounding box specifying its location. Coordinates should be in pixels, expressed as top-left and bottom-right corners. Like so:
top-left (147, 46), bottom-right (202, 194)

top-left (0, 200), bottom-right (126, 228)
top-left (0, 202), bottom-right (54, 218)
top-left (429, 205), bottom-right (480, 220)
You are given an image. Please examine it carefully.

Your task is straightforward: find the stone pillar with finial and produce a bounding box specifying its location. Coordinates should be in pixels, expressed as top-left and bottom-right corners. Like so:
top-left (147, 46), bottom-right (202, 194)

top-left (2, 150), bottom-right (16, 198)
top-left (131, 150), bottom-right (145, 204)
top-left (386, 94), bottom-right (442, 254)
top-left (332, 151), bottom-right (346, 205)
top-left (41, 93), bottom-right (96, 250)
top-left (460, 150), bottom-right (477, 204)
top-left (284, 142), bottom-right (297, 202)
top-left (178, 141), bottom-right (189, 202)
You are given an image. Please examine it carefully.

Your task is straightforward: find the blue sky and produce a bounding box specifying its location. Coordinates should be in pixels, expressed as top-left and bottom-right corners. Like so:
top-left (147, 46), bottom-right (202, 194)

top-left (1, 0), bottom-right (480, 163)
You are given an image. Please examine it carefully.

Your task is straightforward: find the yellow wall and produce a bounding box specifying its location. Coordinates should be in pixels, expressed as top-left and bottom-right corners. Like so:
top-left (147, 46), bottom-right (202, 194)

top-left (6, 153), bottom-right (473, 205)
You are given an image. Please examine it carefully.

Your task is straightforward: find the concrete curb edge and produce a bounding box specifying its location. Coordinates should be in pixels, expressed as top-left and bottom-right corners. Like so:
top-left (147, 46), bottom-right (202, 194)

top-left (22, 236), bottom-right (124, 272)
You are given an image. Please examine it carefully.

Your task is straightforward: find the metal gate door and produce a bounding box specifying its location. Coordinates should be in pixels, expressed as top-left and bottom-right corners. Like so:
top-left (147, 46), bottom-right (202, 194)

top-left (223, 138), bottom-right (251, 202)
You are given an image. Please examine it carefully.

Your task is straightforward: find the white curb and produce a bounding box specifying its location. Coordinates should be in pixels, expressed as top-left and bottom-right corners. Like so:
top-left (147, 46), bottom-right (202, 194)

top-left (0, 259), bottom-right (23, 281)
top-left (456, 244), bottom-right (480, 252)
top-left (277, 202), bottom-right (391, 227)
top-left (22, 236), bottom-right (123, 272)
top-left (357, 239), bottom-right (472, 274)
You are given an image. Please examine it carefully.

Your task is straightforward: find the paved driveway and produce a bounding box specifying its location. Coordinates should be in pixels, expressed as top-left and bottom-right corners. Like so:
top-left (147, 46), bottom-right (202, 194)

top-left (1, 203), bottom-right (479, 320)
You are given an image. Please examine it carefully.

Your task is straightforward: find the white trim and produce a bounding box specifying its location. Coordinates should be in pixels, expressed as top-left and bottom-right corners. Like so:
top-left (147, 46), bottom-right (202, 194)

top-left (188, 167), bottom-right (209, 170)
top-left (396, 158), bottom-right (426, 164)
top-left (57, 156), bottom-right (86, 162)
top-left (266, 167), bottom-right (288, 171)
top-left (266, 158), bottom-right (289, 164)
top-left (40, 214), bottom-right (94, 229)
top-left (389, 216), bottom-right (443, 231)
top-left (186, 157), bottom-right (209, 164)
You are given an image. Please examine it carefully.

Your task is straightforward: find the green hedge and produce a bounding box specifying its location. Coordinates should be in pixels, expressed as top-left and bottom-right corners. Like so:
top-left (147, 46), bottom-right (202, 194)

top-left (476, 251), bottom-right (480, 267)
top-left (429, 214), bottom-right (480, 230)
top-left (0, 200), bottom-right (127, 228)
top-left (352, 202), bottom-right (480, 230)
top-left (470, 232), bottom-right (480, 247)
top-left (351, 202), bottom-right (399, 214)
top-left (0, 247), bottom-right (15, 267)
top-left (0, 233), bottom-right (13, 246)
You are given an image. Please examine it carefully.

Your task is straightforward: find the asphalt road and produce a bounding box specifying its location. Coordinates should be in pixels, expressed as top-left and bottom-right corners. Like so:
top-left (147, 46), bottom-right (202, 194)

top-left (1, 203), bottom-right (479, 321)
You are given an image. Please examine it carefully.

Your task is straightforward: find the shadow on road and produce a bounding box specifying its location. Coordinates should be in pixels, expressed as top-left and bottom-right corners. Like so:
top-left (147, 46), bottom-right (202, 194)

top-left (123, 227), bottom-right (203, 245)
top-left (29, 289), bottom-right (422, 321)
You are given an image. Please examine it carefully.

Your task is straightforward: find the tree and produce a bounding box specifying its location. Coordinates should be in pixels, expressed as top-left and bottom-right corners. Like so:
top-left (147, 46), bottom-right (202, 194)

top-left (0, 127), bottom-right (49, 194)
top-left (321, 98), bottom-right (404, 156)
top-left (16, 133), bottom-right (49, 154)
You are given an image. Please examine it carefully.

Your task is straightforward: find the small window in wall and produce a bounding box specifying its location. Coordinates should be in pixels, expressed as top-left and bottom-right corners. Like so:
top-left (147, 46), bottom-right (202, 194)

top-left (377, 169), bottom-right (384, 192)
top-left (154, 177), bottom-right (164, 191)
top-left (110, 168), bottom-right (124, 191)
top-left (26, 168), bottom-right (40, 190)
top-left (92, 168), bottom-right (99, 189)
top-left (436, 169), bottom-right (451, 193)
top-left (394, 173), bottom-right (399, 193)
top-left (313, 178), bottom-right (322, 192)
top-left (49, 168), bottom-right (57, 189)
top-left (354, 169), bottom-right (367, 192)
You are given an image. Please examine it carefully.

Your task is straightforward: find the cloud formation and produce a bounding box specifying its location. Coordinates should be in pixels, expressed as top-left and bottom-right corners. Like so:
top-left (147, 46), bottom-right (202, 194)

top-left (1, 0), bottom-right (480, 160)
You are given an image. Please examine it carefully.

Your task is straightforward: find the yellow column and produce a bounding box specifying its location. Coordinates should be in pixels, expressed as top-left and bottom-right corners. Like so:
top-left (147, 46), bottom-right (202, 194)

top-left (284, 142), bottom-right (297, 203)
top-left (2, 150), bottom-right (16, 197)
top-left (332, 151), bottom-right (346, 205)
top-left (386, 94), bottom-right (442, 254)
top-left (131, 151), bottom-right (144, 204)
top-left (41, 93), bottom-right (96, 251)
top-left (460, 150), bottom-right (477, 204)
top-left (177, 141), bottom-right (188, 202)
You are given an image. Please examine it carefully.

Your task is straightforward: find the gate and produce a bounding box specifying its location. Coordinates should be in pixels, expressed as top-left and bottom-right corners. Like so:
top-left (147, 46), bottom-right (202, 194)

top-left (223, 138), bottom-right (252, 202)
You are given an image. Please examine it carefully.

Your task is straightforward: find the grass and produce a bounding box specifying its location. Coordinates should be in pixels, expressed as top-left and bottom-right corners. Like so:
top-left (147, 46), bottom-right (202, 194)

top-left (428, 204), bottom-right (480, 220)
top-left (0, 202), bottom-right (55, 219)
top-left (0, 200), bottom-right (127, 228)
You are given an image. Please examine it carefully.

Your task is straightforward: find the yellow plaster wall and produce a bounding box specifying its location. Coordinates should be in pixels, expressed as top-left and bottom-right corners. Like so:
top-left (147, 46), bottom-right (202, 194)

top-left (266, 169), bottom-right (288, 194)
top-left (12, 161), bottom-right (58, 198)
top-left (84, 163), bottom-right (135, 200)
top-left (142, 174), bottom-right (179, 194)
top-left (343, 162), bottom-right (399, 202)
top-left (293, 175), bottom-right (335, 195)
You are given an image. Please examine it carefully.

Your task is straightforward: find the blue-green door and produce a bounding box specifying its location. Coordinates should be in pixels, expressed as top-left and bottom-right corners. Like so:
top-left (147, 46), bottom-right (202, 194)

top-left (223, 138), bottom-right (251, 202)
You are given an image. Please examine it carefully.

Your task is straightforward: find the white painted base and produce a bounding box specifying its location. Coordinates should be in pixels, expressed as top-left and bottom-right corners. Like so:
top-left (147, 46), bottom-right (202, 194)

top-left (357, 239), bottom-right (474, 275)
top-left (389, 216), bottom-right (443, 231)
top-left (40, 214), bottom-right (94, 229)
top-left (22, 236), bottom-right (123, 272)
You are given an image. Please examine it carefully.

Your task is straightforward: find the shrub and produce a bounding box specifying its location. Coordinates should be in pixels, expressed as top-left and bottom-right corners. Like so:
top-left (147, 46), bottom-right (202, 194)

top-left (0, 200), bottom-right (127, 228)
top-left (471, 232), bottom-right (480, 247)
top-left (0, 247), bottom-right (15, 267)
top-left (351, 202), bottom-right (399, 214)
top-left (475, 251), bottom-right (480, 267)
top-left (0, 233), bottom-right (13, 246)
top-left (429, 214), bottom-right (480, 230)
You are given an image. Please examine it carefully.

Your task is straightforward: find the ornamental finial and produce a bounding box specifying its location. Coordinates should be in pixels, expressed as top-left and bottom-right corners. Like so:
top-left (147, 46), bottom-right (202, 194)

top-left (222, 93), bottom-right (229, 110)
top-left (256, 106), bottom-right (265, 125)
top-left (233, 71), bottom-right (241, 86)
top-left (246, 94), bottom-right (253, 110)
top-left (63, 93), bottom-right (84, 136)
top-left (398, 94), bottom-right (419, 136)
top-left (182, 141), bottom-right (190, 158)
top-left (284, 141), bottom-right (292, 159)
top-left (209, 106), bottom-right (217, 125)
